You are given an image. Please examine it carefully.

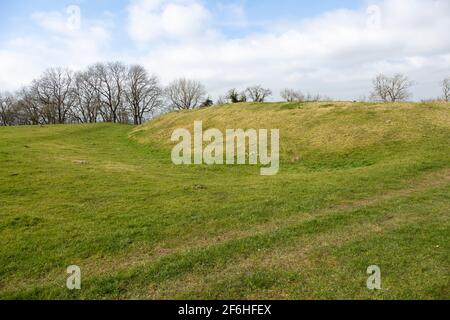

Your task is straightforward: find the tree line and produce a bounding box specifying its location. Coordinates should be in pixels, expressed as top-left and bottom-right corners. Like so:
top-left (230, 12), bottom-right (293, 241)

top-left (0, 62), bottom-right (276, 126)
top-left (1, 65), bottom-right (449, 127)
top-left (0, 62), bottom-right (164, 126)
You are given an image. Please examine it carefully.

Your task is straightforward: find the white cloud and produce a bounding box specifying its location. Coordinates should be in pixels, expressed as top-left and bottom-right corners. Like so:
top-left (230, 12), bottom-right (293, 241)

top-left (127, 0), bottom-right (212, 42)
top-left (0, 6), bottom-right (112, 91)
top-left (32, 11), bottom-right (72, 34)
top-left (1, 0), bottom-right (449, 100)
top-left (215, 2), bottom-right (248, 28)
top-left (133, 0), bottom-right (450, 100)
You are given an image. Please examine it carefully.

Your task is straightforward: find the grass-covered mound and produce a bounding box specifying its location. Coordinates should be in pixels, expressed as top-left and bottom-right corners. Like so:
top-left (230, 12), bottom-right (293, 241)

top-left (132, 101), bottom-right (450, 170)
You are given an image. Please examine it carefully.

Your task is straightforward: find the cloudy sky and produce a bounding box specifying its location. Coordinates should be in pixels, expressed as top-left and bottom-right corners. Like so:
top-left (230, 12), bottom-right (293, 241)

top-left (0, 0), bottom-right (449, 100)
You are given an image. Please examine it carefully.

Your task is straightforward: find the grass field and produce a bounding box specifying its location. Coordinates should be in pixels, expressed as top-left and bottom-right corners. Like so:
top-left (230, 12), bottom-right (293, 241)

top-left (0, 101), bottom-right (449, 299)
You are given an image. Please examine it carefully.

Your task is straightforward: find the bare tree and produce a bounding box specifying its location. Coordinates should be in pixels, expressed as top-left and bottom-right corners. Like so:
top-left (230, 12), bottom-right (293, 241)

top-left (305, 93), bottom-right (323, 102)
top-left (30, 80), bottom-right (53, 124)
top-left (280, 88), bottom-right (305, 102)
top-left (71, 70), bottom-right (101, 123)
top-left (0, 92), bottom-right (16, 126)
top-left (245, 85), bottom-right (272, 102)
top-left (370, 74), bottom-right (413, 102)
top-left (16, 87), bottom-right (42, 125)
top-left (239, 91), bottom-right (247, 102)
top-left (125, 65), bottom-right (163, 125)
top-left (442, 78), bottom-right (450, 102)
top-left (165, 78), bottom-right (206, 110)
top-left (108, 62), bottom-right (127, 122)
top-left (0, 92), bottom-right (6, 125)
top-left (90, 62), bottom-right (127, 123)
top-left (216, 96), bottom-right (227, 105)
top-left (32, 68), bottom-right (74, 124)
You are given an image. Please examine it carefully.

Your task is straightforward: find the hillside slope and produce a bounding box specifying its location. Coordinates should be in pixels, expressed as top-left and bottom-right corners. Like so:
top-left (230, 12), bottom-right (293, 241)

top-left (0, 102), bottom-right (449, 299)
top-left (132, 101), bottom-right (450, 170)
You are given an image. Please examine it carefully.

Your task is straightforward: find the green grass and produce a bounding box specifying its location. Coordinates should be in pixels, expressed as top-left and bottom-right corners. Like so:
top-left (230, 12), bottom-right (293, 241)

top-left (0, 101), bottom-right (449, 299)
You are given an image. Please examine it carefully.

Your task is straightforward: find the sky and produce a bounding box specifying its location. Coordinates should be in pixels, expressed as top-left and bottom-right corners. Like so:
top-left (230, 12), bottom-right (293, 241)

top-left (0, 0), bottom-right (449, 101)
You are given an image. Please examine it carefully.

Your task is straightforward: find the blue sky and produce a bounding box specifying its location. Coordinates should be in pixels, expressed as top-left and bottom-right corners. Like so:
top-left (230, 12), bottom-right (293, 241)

top-left (0, 0), bottom-right (449, 100)
top-left (1, 0), bottom-right (363, 26)
top-left (1, 0), bottom-right (363, 39)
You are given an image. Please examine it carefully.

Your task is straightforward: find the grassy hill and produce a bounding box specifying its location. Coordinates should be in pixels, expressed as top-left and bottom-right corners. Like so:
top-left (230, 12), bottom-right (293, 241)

top-left (0, 101), bottom-right (449, 299)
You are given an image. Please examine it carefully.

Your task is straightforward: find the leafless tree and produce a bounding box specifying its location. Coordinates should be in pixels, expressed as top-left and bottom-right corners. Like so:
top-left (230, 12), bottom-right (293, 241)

top-left (442, 78), bottom-right (450, 102)
top-left (165, 78), bottom-right (206, 110)
top-left (280, 88), bottom-right (305, 102)
top-left (305, 93), bottom-right (323, 102)
top-left (216, 96), bottom-right (227, 105)
top-left (90, 62), bottom-right (127, 123)
top-left (125, 65), bottom-right (163, 125)
top-left (117, 108), bottom-right (130, 124)
top-left (370, 74), bottom-right (413, 102)
top-left (239, 91), bottom-right (247, 102)
top-left (0, 92), bottom-right (6, 125)
top-left (32, 68), bottom-right (74, 124)
top-left (0, 92), bottom-right (16, 126)
top-left (245, 85), bottom-right (272, 102)
top-left (30, 79), bottom-right (53, 124)
top-left (71, 70), bottom-right (101, 123)
top-left (16, 87), bottom-right (42, 125)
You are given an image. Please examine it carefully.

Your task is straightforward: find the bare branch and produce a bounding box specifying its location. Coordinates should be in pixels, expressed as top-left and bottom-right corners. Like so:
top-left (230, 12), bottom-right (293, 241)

top-left (442, 78), bottom-right (450, 102)
top-left (370, 74), bottom-right (413, 102)
top-left (280, 89), bottom-right (304, 102)
top-left (165, 78), bottom-right (206, 110)
top-left (125, 65), bottom-right (163, 124)
top-left (245, 85), bottom-right (272, 102)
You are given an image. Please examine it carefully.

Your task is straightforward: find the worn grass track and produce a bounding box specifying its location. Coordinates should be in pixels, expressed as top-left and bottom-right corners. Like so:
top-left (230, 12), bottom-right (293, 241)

top-left (0, 101), bottom-right (449, 299)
